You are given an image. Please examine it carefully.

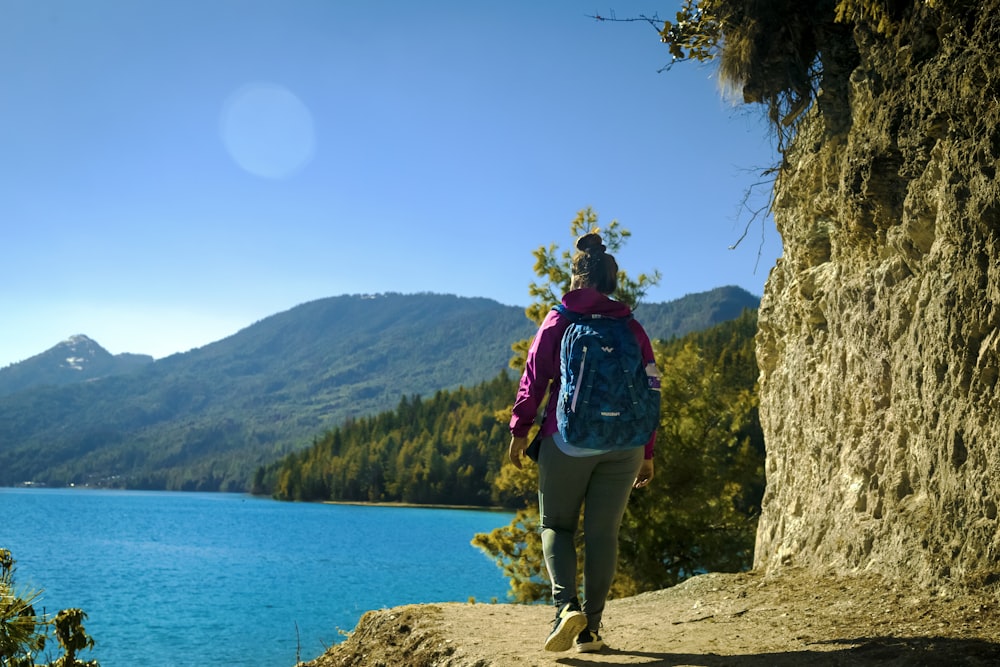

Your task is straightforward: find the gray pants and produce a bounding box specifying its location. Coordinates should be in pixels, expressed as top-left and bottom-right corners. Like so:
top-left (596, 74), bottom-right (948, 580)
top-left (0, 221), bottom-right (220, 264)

top-left (537, 436), bottom-right (644, 631)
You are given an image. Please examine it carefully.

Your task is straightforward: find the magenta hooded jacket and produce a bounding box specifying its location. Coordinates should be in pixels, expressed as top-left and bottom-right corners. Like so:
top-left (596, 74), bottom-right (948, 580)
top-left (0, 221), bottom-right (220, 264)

top-left (509, 288), bottom-right (657, 459)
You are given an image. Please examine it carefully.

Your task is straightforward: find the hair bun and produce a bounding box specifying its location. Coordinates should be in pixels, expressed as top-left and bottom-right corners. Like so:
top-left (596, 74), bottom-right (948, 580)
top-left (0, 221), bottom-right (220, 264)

top-left (576, 233), bottom-right (606, 254)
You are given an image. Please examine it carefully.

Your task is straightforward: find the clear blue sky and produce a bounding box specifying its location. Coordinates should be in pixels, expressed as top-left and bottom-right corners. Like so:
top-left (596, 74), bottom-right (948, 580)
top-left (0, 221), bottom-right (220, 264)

top-left (1, 1), bottom-right (782, 368)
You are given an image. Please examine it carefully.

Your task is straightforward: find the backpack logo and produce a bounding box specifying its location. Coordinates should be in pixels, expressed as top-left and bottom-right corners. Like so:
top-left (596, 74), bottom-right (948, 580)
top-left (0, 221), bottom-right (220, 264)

top-left (553, 305), bottom-right (660, 450)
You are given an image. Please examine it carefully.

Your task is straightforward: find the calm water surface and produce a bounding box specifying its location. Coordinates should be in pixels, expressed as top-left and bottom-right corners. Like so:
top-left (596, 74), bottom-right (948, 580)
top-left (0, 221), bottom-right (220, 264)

top-left (0, 488), bottom-right (513, 667)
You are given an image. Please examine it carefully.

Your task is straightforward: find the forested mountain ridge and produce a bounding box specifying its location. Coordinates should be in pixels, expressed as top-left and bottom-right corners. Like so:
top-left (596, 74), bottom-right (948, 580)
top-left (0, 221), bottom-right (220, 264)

top-left (0, 293), bottom-right (532, 490)
top-left (0, 286), bottom-right (757, 396)
top-left (0, 288), bottom-right (758, 491)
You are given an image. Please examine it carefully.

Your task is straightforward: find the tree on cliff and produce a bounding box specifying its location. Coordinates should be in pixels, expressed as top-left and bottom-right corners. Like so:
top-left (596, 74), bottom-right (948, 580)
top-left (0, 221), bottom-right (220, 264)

top-left (634, 0), bottom-right (896, 138)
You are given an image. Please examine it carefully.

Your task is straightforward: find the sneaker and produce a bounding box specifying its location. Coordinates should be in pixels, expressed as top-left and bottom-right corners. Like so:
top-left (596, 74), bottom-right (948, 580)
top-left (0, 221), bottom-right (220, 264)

top-left (544, 600), bottom-right (588, 652)
top-left (575, 629), bottom-right (604, 653)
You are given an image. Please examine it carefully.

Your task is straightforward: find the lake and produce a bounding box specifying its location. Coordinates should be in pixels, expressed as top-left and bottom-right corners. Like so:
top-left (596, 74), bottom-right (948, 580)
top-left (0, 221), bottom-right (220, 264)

top-left (0, 488), bottom-right (515, 667)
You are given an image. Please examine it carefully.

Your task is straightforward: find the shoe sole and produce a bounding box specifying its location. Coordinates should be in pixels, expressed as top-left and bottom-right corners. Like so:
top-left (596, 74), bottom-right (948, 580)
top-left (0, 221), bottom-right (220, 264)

top-left (544, 611), bottom-right (587, 652)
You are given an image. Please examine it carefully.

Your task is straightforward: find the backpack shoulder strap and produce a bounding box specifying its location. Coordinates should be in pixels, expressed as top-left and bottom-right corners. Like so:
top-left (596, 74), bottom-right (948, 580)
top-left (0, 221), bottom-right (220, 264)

top-left (552, 304), bottom-right (581, 323)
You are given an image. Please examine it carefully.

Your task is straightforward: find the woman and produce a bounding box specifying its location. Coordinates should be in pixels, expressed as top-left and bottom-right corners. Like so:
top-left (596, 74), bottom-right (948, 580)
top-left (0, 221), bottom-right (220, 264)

top-left (508, 232), bottom-right (657, 654)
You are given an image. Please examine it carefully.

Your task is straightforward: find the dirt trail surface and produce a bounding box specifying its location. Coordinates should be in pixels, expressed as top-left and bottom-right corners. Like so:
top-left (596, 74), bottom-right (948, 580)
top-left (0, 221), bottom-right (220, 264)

top-left (301, 568), bottom-right (1000, 666)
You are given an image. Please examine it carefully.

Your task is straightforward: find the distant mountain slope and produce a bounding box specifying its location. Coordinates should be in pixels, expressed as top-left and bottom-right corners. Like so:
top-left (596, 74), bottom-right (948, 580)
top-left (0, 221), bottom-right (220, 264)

top-left (0, 335), bottom-right (153, 396)
top-left (636, 286), bottom-right (760, 340)
top-left (0, 293), bottom-right (534, 490)
top-left (0, 288), bottom-right (759, 491)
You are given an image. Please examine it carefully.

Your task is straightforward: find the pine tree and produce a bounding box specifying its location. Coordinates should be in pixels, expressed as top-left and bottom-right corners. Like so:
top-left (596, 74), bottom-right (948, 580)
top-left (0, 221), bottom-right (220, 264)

top-left (0, 549), bottom-right (100, 667)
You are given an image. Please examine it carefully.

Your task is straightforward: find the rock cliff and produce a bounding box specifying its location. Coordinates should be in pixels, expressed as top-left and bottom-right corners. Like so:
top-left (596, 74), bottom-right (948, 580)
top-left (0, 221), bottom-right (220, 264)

top-left (755, 2), bottom-right (1000, 591)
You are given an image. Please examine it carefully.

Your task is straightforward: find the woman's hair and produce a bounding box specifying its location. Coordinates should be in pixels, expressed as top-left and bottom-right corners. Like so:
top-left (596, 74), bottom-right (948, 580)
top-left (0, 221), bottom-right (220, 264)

top-left (571, 232), bottom-right (618, 294)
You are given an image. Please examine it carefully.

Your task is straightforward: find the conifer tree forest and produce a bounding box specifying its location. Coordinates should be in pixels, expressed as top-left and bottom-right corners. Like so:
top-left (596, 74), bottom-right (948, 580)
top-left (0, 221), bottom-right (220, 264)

top-left (252, 372), bottom-right (518, 506)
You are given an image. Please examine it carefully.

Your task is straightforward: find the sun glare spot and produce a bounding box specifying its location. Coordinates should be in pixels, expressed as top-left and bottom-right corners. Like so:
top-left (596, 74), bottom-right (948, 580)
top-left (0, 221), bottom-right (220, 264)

top-left (220, 83), bottom-right (316, 179)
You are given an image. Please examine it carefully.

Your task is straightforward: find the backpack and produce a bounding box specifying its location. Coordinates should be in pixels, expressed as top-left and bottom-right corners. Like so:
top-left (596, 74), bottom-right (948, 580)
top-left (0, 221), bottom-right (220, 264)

top-left (554, 304), bottom-right (660, 450)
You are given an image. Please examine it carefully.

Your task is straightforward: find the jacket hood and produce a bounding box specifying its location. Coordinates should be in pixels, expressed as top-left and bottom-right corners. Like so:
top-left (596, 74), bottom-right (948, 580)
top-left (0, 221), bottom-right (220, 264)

top-left (561, 288), bottom-right (633, 318)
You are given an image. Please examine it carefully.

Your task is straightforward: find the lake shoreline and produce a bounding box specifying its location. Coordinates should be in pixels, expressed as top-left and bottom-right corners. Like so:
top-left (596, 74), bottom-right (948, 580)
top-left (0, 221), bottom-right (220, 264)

top-left (320, 498), bottom-right (513, 513)
top-left (6, 487), bottom-right (516, 516)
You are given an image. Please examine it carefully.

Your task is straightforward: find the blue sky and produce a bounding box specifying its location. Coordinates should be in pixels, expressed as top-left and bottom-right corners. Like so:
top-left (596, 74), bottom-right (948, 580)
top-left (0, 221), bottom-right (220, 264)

top-left (1, 1), bottom-right (782, 368)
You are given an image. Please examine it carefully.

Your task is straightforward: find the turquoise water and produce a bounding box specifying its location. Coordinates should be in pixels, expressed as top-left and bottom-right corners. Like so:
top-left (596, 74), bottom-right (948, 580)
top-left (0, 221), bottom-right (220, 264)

top-left (0, 488), bottom-right (514, 667)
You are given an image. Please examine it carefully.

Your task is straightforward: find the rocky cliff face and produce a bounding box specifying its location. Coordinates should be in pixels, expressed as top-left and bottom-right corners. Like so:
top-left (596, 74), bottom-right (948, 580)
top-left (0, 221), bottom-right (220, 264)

top-left (755, 3), bottom-right (1000, 591)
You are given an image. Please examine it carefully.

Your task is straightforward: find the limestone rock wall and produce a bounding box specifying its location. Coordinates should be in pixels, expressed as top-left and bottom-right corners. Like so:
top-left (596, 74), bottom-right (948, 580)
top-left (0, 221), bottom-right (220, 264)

top-left (754, 4), bottom-right (1000, 591)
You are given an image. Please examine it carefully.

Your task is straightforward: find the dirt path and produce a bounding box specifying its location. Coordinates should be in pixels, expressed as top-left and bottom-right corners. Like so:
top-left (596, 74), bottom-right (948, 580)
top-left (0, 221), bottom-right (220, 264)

top-left (303, 568), bottom-right (1000, 666)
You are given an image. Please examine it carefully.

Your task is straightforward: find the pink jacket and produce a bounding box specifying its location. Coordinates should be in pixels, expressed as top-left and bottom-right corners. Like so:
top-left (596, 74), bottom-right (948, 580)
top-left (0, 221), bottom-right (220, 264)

top-left (510, 288), bottom-right (657, 459)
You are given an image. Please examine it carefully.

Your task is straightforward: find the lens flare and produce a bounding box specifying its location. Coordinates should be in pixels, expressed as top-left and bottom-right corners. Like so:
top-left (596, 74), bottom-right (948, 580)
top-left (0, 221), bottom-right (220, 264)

top-left (220, 83), bottom-right (316, 179)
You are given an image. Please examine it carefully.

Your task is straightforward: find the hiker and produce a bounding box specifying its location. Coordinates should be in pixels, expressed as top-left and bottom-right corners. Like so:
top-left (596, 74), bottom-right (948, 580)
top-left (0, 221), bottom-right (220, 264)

top-left (508, 231), bottom-right (659, 654)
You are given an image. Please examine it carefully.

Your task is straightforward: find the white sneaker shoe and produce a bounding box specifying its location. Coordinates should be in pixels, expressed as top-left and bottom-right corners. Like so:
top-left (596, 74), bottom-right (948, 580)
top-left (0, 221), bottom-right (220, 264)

top-left (544, 600), bottom-right (588, 652)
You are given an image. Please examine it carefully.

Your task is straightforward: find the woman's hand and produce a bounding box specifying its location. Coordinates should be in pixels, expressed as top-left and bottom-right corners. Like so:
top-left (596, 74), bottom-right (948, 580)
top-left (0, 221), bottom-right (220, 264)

top-left (634, 458), bottom-right (654, 488)
top-left (508, 435), bottom-right (529, 469)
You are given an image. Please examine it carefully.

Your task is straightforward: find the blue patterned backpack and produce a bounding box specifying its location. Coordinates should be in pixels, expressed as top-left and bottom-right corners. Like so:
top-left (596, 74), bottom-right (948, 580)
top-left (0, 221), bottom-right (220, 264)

top-left (554, 305), bottom-right (660, 450)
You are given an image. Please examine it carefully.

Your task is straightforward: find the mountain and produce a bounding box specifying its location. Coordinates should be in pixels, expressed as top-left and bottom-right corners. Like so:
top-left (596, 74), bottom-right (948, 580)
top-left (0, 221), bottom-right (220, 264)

top-left (635, 285), bottom-right (761, 339)
top-left (0, 293), bottom-right (533, 490)
top-left (0, 288), bottom-right (758, 491)
top-left (0, 335), bottom-right (153, 396)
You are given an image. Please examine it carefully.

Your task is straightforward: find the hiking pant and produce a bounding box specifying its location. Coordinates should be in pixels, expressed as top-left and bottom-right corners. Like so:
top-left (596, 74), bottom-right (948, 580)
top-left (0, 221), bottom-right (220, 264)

top-left (537, 436), bottom-right (644, 631)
